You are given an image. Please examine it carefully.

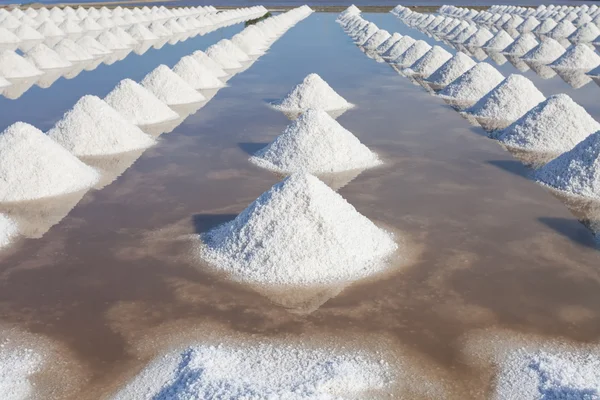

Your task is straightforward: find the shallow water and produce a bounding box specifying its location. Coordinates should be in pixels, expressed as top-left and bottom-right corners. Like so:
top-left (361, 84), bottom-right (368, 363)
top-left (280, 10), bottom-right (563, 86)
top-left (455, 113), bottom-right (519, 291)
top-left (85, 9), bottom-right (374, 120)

top-left (1, 12), bottom-right (600, 398)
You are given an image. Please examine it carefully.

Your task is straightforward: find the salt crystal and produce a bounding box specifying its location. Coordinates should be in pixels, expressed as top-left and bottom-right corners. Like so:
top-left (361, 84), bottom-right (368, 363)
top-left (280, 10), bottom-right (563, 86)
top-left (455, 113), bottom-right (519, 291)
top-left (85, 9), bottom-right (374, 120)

top-left (13, 24), bottom-right (44, 41)
top-left (141, 64), bottom-right (205, 105)
top-left (0, 335), bottom-right (45, 398)
top-left (438, 62), bottom-right (505, 107)
top-left (53, 38), bottom-right (94, 61)
top-left (0, 214), bottom-right (17, 248)
top-left (382, 36), bottom-right (416, 60)
top-left (362, 29), bottom-right (390, 50)
top-left (568, 22), bottom-right (600, 43)
top-left (482, 30), bottom-right (514, 51)
top-left (550, 43), bottom-right (600, 71)
top-left (205, 42), bottom-right (243, 69)
top-left (392, 40), bottom-right (432, 67)
top-left (375, 32), bottom-right (402, 55)
top-left (96, 30), bottom-right (129, 50)
top-left (0, 50), bottom-right (42, 78)
top-left (76, 36), bottom-right (111, 56)
top-left (547, 19), bottom-right (577, 38)
top-left (405, 45), bottom-right (453, 78)
top-left (172, 55), bottom-right (224, 90)
top-left (24, 43), bottom-right (71, 69)
top-left (501, 33), bottom-right (539, 56)
top-left (0, 122), bottom-right (99, 202)
top-left (272, 73), bottom-right (353, 113)
top-left (521, 37), bottom-right (566, 64)
top-left (0, 27), bottom-right (20, 44)
top-left (47, 95), bottom-right (155, 156)
top-left (425, 51), bottom-right (476, 88)
top-left (464, 27), bottom-right (494, 47)
top-left (104, 78), bottom-right (179, 126)
top-left (190, 50), bottom-right (228, 78)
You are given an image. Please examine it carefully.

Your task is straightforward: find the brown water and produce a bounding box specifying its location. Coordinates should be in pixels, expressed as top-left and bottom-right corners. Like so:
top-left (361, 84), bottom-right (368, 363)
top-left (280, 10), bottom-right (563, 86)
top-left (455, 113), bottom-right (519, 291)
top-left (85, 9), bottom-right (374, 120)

top-left (1, 12), bottom-right (600, 399)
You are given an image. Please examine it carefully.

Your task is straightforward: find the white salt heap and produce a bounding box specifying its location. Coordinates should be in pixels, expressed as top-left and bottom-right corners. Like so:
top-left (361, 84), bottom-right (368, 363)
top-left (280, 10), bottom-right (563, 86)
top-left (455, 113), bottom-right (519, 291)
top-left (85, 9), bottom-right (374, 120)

top-left (59, 20), bottom-right (83, 35)
top-left (96, 31), bottom-right (129, 50)
top-left (198, 173), bottom-right (397, 286)
top-left (0, 77), bottom-right (10, 89)
top-left (172, 55), bottom-right (224, 90)
top-left (501, 33), bottom-right (539, 56)
top-left (251, 109), bottom-right (381, 174)
top-left (521, 37), bottom-right (566, 64)
top-left (24, 43), bottom-right (72, 70)
top-left (353, 22), bottom-right (378, 46)
top-left (382, 36), bottom-right (416, 60)
top-left (482, 30), bottom-right (514, 51)
top-left (0, 50), bottom-right (42, 78)
top-left (37, 20), bottom-right (65, 37)
top-left (47, 95), bottom-right (156, 156)
top-left (273, 73), bottom-right (353, 113)
top-left (438, 62), bottom-right (505, 105)
top-left (426, 51), bottom-right (476, 88)
top-left (141, 64), bottom-right (205, 105)
top-left (568, 22), bottom-right (600, 43)
top-left (53, 38), bottom-right (94, 62)
top-left (127, 24), bottom-right (158, 41)
top-left (110, 27), bottom-right (138, 46)
top-left (362, 29), bottom-right (390, 50)
top-left (518, 16), bottom-right (540, 32)
top-left (0, 27), bottom-right (19, 44)
top-left (550, 44), bottom-right (600, 71)
top-left (76, 36), bottom-right (111, 56)
top-left (534, 18), bottom-right (558, 35)
top-left (0, 122), bottom-right (99, 202)
top-left (547, 19), bottom-right (577, 38)
top-left (112, 341), bottom-right (392, 399)
top-left (205, 43), bottom-right (243, 69)
top-left (466, 74), bottom-right (546, 124)
top-left (214, 39), bottom-right (250, 62)
top-left (406, 45), bottom-right (452, 78)
top-left (104, 79), bottom-right (179, 126)
top-left (464, 27), bottom-right (494, 47)
top-left (0, 214), bottom-right (17, 248)
top-left (497, 94), bottom-right (600, 154)
top-left (375, 32), bottom-right (402, 55)
top-left (393, 40), bottom-right (432, 67)
top-left (13, 24), bottom-right (44, 41)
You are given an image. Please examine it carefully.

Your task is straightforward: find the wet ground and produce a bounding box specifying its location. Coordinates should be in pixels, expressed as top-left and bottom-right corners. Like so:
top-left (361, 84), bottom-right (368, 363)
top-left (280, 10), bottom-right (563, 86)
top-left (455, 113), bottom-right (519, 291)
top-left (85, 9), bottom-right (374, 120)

top-left (1, 12), bottom-right (600, 399)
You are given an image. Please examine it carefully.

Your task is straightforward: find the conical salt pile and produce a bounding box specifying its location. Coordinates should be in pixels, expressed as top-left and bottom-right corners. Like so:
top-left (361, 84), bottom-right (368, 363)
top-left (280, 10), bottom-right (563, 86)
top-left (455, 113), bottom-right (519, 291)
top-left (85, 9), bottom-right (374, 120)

top-left (141, 64), bottom-right (205, 105)
top-left (521, 37), bottom-right (566, 64)
top-left (0, 76), bottom-right (10, 89)
top-left (24, 43), bottom-right (72, 70)
top-left (497, 94), bottom-right (600, 154)
top-left (172, 56), bottom-right (224, 90)
top-left (127, 24), bottom-right (158, 41)
top-left (198, 173), bottom-right (397, 286)
top-left (393, 40), bottom-right (432, 67)
top-left (550, 44), bottom-right (600, 71)
top-left (425, 51), bottom-right (476, 89)
top-left (438, 63), bottom-right (505, 108)
top-left (37, 20), bottom-right (65, 37)
top-left (362, 29), bottom-right (390, 50)
top-left (535, 131), bottom-right (600, 199)
top-left (0, 214), bottom-right (17, 248)
top-left (464, 27), bottom-right (494, 47)
top-left (518, 16), bottom-right (540, 32)
top-left (0, 27), bottom-right (19, 44)
top-left (482, 30), bottom-right (514, 51)
top-left (250, 109), bottom-right (381, 174)
top-left (231, 34), bottom-right (264, 57)
top-left (568, 22), bottom-right (600, 43)
top-left (534, 18), bottom-right (558, 35)
top-left (0, 122), bottom-right (99, 202)
top-left (104, 79), bottom-right (179, 126)
top-left (13, 24), bottom-right (44, 41)
top-left (76, 36), bottom-right (111, 56)
top-left (0, 50), bottom-right (42, 78)
top-left (205, 43), bottom-right (243, 70)
top-left (501, 33), bottom-right (539, 56)
top-left (59, 20), bottom-right (83, 35)
top-left (382, 36), bottom-right (416, 61)
top-left (47, 95), bottom-right (156, 156)
top-left (110, 27), bottom-right (138, 46)
top-left (215, 39), bottom-right (250, 62)
top-left (272, 73), bottom-right (353, 113)
top-left (405, 45), bottom-right (452, 78)
top-left (53, 38), bottom-right (94, 62)
top-left (96, 31), bottom-right (129, 50)
top-left (375, 32), bottom-right (402, 55)
top-left (190, 50), bottom-right (228, 78)
top-left (354, 22), bottom-right (379, 46)
top-left (547, 20), bottom-right (577, 39)
top-left (465, 74), bottom-right (546, 130)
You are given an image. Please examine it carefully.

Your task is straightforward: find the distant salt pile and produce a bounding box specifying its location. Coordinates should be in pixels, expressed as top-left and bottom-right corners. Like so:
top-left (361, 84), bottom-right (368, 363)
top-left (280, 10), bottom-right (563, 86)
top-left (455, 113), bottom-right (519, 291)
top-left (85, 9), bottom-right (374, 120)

top-left (0, 27), bottom-right (19, 44)
top-left (550, 44), bottom-right (600, 71)
top-left (464, 27), bottom-right (494, 47)
top-left (534, 18), bottom-right (558, 35)
top-left (376, 32), bottom-right (402, 55)
top-left (425, 52), bottom-right (476, 89)
top-left (363, 29), bottom-right (390, 50)
top-left (104, 79), bottom-right (179, 126)
top-left (568, 22), bottom-right (600, 43)
top-left (272, 73), bottom-right (353, 114)
top-left (382, 36), bottom-right (416, 61)
top-left (24, 44), bottom-right (72, 70)
top-left (482, 30), bottom-right (514, 51)
top-left (0, 50), bottom-right (42, 78)
top-left (0, 214), bottom-right (17, 247)
top-left (0, 122), bottom-right (99, 202)
top-left (0, 76), bottom-right (10, 89)
top-left (393, 40), bottom-right (432, 67)
top-left (214, 39), bottom-right (250, 62)
top-left (501, 33), bottom-right (539, 56)
top-left (199, 173), bottom-right (397, 286)
top-left (354, 22), bottom-right (379, 46)
top-left (521, 37), bottom-right (566, 64)
top-left (518, 16), bottom-right (540, 32)
top-left (37, 20), bottom-right (65, 37)
top-left (13, 24), bottom-right (44, 41)
top-left (173, 56), bottom-right (224, 90)
top-left (53, 38), bottom-right (94, 62)
top-left (190, 50), bottom-right (228, 78)
top-left (141, 64), bottom-right (205, 105)
top-left (450, 25), bottom-right (478, 44)
top-left (47, 95), bottom-right (155, 156)
top-left (547, 19), bottom-right (577, 39)
top-left (96, 31), bottom-right (129, 50)
top-left (251, 109), bottom-right (381, 174)
top-left (438, 63), bottom-right (505, 108)
top-left (466, 74), bottom-right (546, 130)
top-left (127, 24), bottom-right (158, 41)
top-left (405, 45), bottom-right (452, 78)
top-left (76, 36), bottom-right (111, 56)
top-left (110, 27), bottom-right (138, 46)
top-left (497, 94), bottom-right (600, 155)
top-left (205, 42), bottom-right (243, 70)
top-left (59, 20), bottom-right (83, 35)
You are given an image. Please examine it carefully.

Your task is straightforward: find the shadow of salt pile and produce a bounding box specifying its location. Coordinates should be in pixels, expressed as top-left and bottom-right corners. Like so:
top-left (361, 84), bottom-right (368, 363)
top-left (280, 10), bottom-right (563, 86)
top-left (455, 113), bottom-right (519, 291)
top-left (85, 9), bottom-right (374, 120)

top-left (81, 149), bottom-right (146, 190)
top-left (543, 188), bottom-right (600, 244)
top-left (502, 146), bottom-right (558, 169)
top-left (555, 69), bottom-right (593, 88)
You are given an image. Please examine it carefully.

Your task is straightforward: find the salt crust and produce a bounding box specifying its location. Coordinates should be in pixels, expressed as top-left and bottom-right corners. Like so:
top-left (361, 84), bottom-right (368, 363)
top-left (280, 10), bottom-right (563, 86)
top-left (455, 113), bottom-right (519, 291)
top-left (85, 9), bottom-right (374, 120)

top-left (521, 37), bottom-right (566, 64)
top-left (0, 122), bottom-right (99, 202)
top-left (375, 32), bottom-right (402, 55)
top-left (172, 56), bottom-right (224, 90)
top-left (550, 44), bottom-right (600, 71)
top-left (47, 95), bottom-right (155, 156)
top-left (407, 45), bottom-right (452, 78)
top-left (24, 43), bottom-right (72, 69)
top-left (198, 173), bottom-right (397, 286)
top-left (76, 36), bottom-right (111, 56)
top-left (0, 50), bottom-right (43, 78)
top-left (382, 36), bottom-right (416, 60)
top-left (362, 29), bottom-right (391, 50)
top-left (501, 33), bottom-right (539, 56)
top-left (104, 78), bottom-right (179, 126)
top-left (0, 334), bottom-right (44, 399)
top-left (189, 50), bottom-right (228, 78)
top-left (251, 109), bottom-right (381, 174)
top-left (0, 214), bottom-right (17, 248)
top-left (426, 51), bottom-right (477, 87)
top-left (272, 73), bottom-right (353, 113)
top-left (141, 64), bottom-right (205, 105)
top-left (438, 62), bottom-right (505, 102)
top-left (466, 74), bottom-right (546, 123)
top-left (205, 43), bottom-right (243, 69)
top-left (393, 40), bottom-right (432, 67)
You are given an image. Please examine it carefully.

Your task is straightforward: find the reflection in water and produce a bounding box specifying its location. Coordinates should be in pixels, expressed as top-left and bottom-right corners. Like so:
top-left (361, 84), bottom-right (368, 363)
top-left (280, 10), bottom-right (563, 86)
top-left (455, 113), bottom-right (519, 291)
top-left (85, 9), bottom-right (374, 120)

top-left (81, 150), bottom-right (146, 190)
top-left (546, 187), bottom-right (600, 241)
top-left (35, 68), bottom-right (68, 89)
top-left (555, 68), bottom-right (593, 89)
top-left (2, 77), bottom-right (38, 100)
top-left (526, 61), bottom-right (557, 79)
top-left (474, 116), bottom-right (514, 133)
top-left (140, 116), bottom-right (187, 137)
top-left (505, 55), bottom-right (530, 72)
top-left (277, 106), bottom-right (350, 121)
top-left (102, 49), bottom-right (132, 66)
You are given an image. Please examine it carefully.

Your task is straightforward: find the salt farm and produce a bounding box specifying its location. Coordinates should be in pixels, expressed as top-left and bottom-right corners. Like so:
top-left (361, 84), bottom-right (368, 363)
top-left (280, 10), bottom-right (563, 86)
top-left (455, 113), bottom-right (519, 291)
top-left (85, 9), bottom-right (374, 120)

top-left (1, 1), bottom-right (600, 398)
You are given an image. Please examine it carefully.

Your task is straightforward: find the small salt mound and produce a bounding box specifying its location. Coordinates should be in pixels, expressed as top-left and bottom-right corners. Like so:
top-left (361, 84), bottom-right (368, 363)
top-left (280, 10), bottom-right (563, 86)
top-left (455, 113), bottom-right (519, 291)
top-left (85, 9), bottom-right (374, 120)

top-left (148, 21), bottom-right (171, 38)
top-left (96, 31), bottom-right (128, 51)
top-left (205, 43), bottom-right (243, 69)
top-left (272, 73), bottom-right (353, 113)
top-left (13, 24), bottom-right (44, 41)
top-left (37, 20), bottom-right (64, 37)
top-left (0, 27), bottom-right (20, 44)
top-left (518, 16), bottom-right (540, 32)
top-left (76, 36), bottom-right (111, 56)
top-left (172, 55), bottom-right (224, 90)
top-left (547, 19), bottom-right (577, 39)
top-left (534, 18), bottom-right (558, 35)
top-left (0, 214), bottom-right (17, 247)
top-left (406, 45), bottom-right (453, 78)
top-left (362, 29), bottom-right (390, 50)
top-left (466, 74), bottom-right (546, 124)
top-left (24, 43), bottom-right (72, 69)
top-left (231, 34), bottom-right (264, 57)
top-left (354, 22), bottom-right (379, 46)
top-left (464, 27), bottom-right (494, 47)
top-left (521, 37), bottom-right (566, 64)
top-left (164, 19), bottom-right (185, 34)
top-left (0, 122), bottom-right (99, 202)
top-left (482, 30), bottom-right (514, 51)
top-left (497, 94), bottom-right (600, 154)
top-left (375, 32), bottom-right (402, 55)
top-left (450, 25), bottom-right (478, 44)
top-left (550, 44), bottom-right (600, 71)
top-left (251, 109), bottom-right (381, 174)
top-left (214, 39), bottom-right (250, 62)
top-left (0, 50), bottom-right (42, 78)
top-left (438, 62), bottom-right (505, 105)
top-left (127, 24), bottom-right (158, 41)
top-left (190, 50), bottom-right (228, 78)
top-left (199, 173), bottom-right (397, 286)
top-left (110, 27), bottom-right (138, 46)
top-left (426, 52), bottom-right (476, 88)
top-left (393, 40), bottom-right (432, 67)
top-left (104, 79), bottom-right (179, 126)
top-left (58, 19), bottom-right (82, 34)
top-left (53, 38), bottom-right (94, 61)
top-left (501, 33), bottom-right (539, 56)
top-left (568, 22), bottom-right (600, 43)
top-left (141, 64), bottom-right (205, 105)
top-left (47, 95), bottom-right (155, 156)
top-left (382, 36), bottom-right (416, 60)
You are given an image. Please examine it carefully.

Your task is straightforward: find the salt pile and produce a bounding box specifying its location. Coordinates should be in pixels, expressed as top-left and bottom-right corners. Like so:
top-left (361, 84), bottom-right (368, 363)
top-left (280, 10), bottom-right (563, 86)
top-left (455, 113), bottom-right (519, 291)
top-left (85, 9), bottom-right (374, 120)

top-left (13, 24), bottom-right (44, 41)
top-left (251, 109), bottom-right (381, 174)
top-left (112, 340), bottom-right (392, 399)
top-left (272, 73), bottom-right (353, 114)
top-left (0, 122), bottom-right (99, 202)
top-left (198, 173), bottom-right (397, 286)
top-left (497, 94), bottom-right (600, 154)
top-left (76, 36), bottom-right (111, 56)
top-left (53, 38), bottom-right (94, 62)
top-left (215, 39), bottom-right (250, 62)
top-left (550, 44), bottom-right (600, 71)
top-left (96, 31), bottom-right (129, 50)
top-left (518, 16), bottom-right (540, 32)
top-left (405, 45), bottom-right (453, 78)
top-left (534, 18), bottom-right (558, 35)
top-left (362, 29), bottom-right (390, 50)
top-left (172, 56), bottom-right (224, 90)
top-left (521, 37), bottom-right (566, 64)
top-left (104, 79), bottom-right (179, 126)
top-left (568, 22), bottom-right (600, 43)
top-left (47, 95), bottom-right (156, 156)
top-left (0, 50), bottom-right (42, 78)
top-left (190, 50), bottom-right (228, 78)
top-left (127, 24), bottom-right (158, 41)
top-left (464, 27), bottom-right (494, 47)
top-left (393, 40), bottom-right (432, 67)
top-left (354, 22), bottom-right (379, 46)
top-left (37, 20), bottom-right (65, 37)
top-left (450, 25), bottom-right (478, 44)
top-left (375, 32), bottom-right (402, 55)
top-left (382, 36), bottom-right (416, 61)
top-left (0, 76), bottom-right (10, 89)
top-left (425, 52), bottom-right (476, 89)
top-left (501, 33), bottom-right (539, 56)
top-left (110, 27), bottom-right (138, 46)
top-left (438, 62), bottom-right (505, 107)
top-left (205, 43), bottom-right (243, 70)
top-left (59, 20), bottom-right (83, 35)
top-left (0, 27), bottom-right (19, 44)
top-left (547, 20), bottom-right (577, 39)
top-left (141, 64), bottom-right (205, 105)
top-left (24, 43), bottom-right (72, 70)
top-left (465, 74), bottom-right (546, 129)
top-left (482, 30), bottom-right (514, 51)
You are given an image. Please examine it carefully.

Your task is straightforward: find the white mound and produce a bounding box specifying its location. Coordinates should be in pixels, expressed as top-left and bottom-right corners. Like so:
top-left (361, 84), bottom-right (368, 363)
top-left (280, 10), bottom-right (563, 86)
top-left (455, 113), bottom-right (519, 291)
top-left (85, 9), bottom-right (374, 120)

top-left (0, 334), bottom-right (44, 398)
top-left (198, 173), bottom-right (397, 286)
top-left (354, 22), bottom-right (379, 46)
top-left (0, 50), bottom-right (42, 78)
top-left (482, 30), bottom-right (514, 51)
top-left (497, 94), bottom-right (600, 154)
top-left (407, 45), bottom-right (453, 78)
top-left (501, 33), bottom-right (539, 56)
top-left (273, 73), bottom-right (353, 113)
top-left (550, 44), bottom-right (600, 71)
top-left (190, 50), bottom-right (228, 78)
top-left (47, 95), bottom-right (156, 156)
top-left (362, 29), bottom-right (390, 50)
top-left (110, 27), bottom-right (138, 46)
top-left (375, 32), bottom-right (402, 55)
top-left (568, 22), bottom-right (600, 43)
top-left (214, 39), bottom-right (250, 62)
top-left (426, 51), bottom-right (477, 87)
top-left (76, 36), bottom-right (111, 56)
top-left (251, 109), bottom-right (381, 174)
top-left (521, 37), bottom-right (566, 64)
top-left (393, 40), bottom-right (432, 67)
top-left (205, 43), bottom-right (243, 69)
top-left (53, 38), bottom-right (94, 61)
top-left (24, 43), bottom-right (72, 69)
top-left (58, 19), bottom-right (82, 34)
top-left (534, 18), bottom-right (558, 35)
top-left (464, 27), bottom-right (494, 47)
top-left (0, 122), bottom-right (99, 202)
top-left (0, 27), bottom-right (19, 44)
top-left (172, 55), bottom-right (224, 90)
top-left (127, 24), bottom-right (158, 41)
top-left (141, 64), bottom-right (205, 105)
top-left (96, 31), bottom-right (129, 50)
top-left (37, 20), bottom-right (64, 37)
top-left (382, 36), bottom-right (416, 60)
top-left (104, 78), bottom-right (179, 126)
top-left (547, 19), bottom-right (577, 39)
top-left (438, 62), bottom-right (505, 103)
top-left (0, 214), bottom-right (17, 248)
top-left (518, 16), bottom-right (540, 32)
top-left (13, 24), bottom-right (44, 41)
